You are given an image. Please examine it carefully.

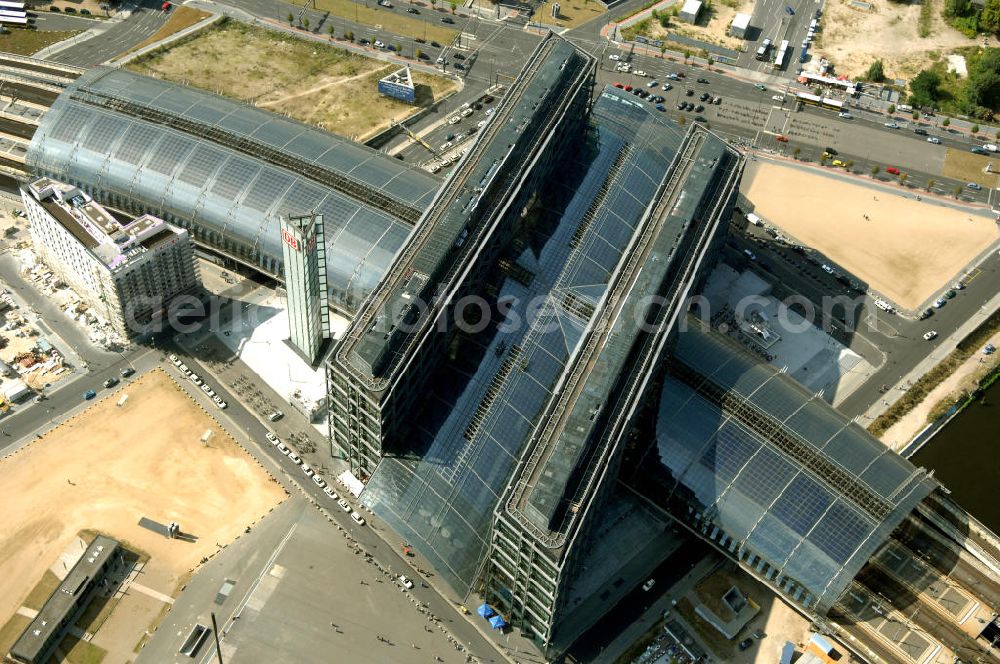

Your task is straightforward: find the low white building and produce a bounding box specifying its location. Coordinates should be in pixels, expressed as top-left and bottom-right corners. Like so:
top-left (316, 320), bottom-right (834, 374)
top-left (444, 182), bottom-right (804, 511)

top-left (680, 0), bottom-right (702, 23)
top-left (730, 12), bottom-right (751, 38)
top-left (21, 178), bottom-right (201, 339)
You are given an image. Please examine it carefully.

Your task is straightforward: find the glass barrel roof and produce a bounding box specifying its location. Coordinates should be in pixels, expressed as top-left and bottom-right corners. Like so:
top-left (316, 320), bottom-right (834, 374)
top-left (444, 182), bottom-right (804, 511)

top-left (25, 67), bottom-right (440, 314)
top-left (654, 324), bottom-right (937, 610)
top-left (360, 89), bottom-right (688, 594)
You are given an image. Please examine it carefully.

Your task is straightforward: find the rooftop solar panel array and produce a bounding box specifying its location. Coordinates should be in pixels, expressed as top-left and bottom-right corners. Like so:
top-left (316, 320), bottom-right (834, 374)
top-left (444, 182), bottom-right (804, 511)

top-left (25, 67), bottom-right (440, 314)
top-left (655, 324), bottom-right (937, 610)
top-left (360, 90), bottom-right (686, 593)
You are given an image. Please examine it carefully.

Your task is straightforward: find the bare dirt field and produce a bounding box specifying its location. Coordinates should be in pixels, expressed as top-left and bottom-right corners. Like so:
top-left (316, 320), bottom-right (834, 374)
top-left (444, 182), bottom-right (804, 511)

top-left (624, 0), bottom-right (751, 51)
top-left (816, 0), bottom-right (1000, 79)
top-left (128, 20), bottom-right (458, 141)
top-left (743, 161), bottom-right (1000, 310)
top-left (0, 368), bottom-right (286, 630)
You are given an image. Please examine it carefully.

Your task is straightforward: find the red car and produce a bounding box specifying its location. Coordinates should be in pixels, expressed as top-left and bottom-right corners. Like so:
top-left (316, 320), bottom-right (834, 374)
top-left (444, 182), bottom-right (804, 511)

top-left (624, 85), bottom-right (633, 92)
top-left (775, 134), bottom-right (789, 142)
top-left (162, 1), bottom-right (171, 10)
top-left (886, 166), bottom-right (900, 175)
top-left (614, 82), bottom-right (624, 89)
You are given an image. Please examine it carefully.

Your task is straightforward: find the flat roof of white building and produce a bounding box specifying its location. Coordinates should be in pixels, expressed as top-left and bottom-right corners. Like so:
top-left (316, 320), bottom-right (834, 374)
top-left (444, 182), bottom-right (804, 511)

top-left (732, 12), bottom-right (751, 29)
top-left (681, 0), bottom-right (702, 14)
top-left (25, 177), bottom-right (185, 272)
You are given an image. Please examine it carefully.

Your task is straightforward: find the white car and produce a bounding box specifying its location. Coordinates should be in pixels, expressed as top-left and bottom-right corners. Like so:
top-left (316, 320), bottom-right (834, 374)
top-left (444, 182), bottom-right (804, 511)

top-left (923, 330), bottom-right (938, 341)
top-left (771, 95), bottom-right (785, 102)
top-left (266, 432), bottom-right (278, 444)
top-left (169, 353), bottom-right (179, 362)
top-left (351, 511), bottom-right (366, 526)
top-left (302, 464), bottom-right (315, 478)
top-left (440, 141), bottom-right (453, 152)
top-left (215, 400), bottom-right (228, 410)
top-left (191, 376), bottom-right (203, 386)
top-left (337, 498), bottom-right (352, 512)
top-left (609, 54), bottom-right (620, 61)
top-left (277, 443), bottom-right (290, 455)
top-left (647, 80), bottom-right (658, 88)
top-left (313, 475), bottom-right (327, 488)
top-left (398, 575), bottom-right (414, 589)
top-left (821, 263), bottom-right (834, 274)
top-left (635, 69), bottom-right (647, 77)
top-left (661, 83), bottom-right (672, 91)
top-left (179, 363), bottom-right (190, 373)
top-left (324, 486), bottom-right (339, 499)
top-left (642, 578), bottom-right (656, 591)
top-left (927, 136), bottom-right (941, 144)
top-left (447, 116), bottom-right (461, 125)
top-left (838, 111), bottom-right (853, 119)
top-left (287, 451), bottom-right (302, 465)
top-left (373, 39), bottom-right (385, 49)
top-left (460, 108), bottom-right (473, 118)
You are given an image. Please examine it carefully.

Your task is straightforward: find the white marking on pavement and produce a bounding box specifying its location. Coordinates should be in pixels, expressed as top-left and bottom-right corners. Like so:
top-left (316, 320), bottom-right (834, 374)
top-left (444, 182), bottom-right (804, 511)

top-left (129, 581), bottom-right (176, 604)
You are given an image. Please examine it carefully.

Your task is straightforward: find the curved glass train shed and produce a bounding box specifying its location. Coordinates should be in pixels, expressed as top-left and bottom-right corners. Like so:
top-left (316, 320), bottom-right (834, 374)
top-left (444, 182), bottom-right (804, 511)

top-left (25, 67), bottom-right (441, 313)
top-left (654, 323), bottom-right (938, 612)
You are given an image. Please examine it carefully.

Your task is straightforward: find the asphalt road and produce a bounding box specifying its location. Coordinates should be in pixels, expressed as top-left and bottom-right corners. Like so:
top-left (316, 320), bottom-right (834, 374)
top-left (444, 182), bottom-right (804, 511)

top-left (737, 0), bottom-right (822, 73)
top-left (49, 0), bottom-right (171, 66)
top-left (30, 11), bottom-right (105, 31)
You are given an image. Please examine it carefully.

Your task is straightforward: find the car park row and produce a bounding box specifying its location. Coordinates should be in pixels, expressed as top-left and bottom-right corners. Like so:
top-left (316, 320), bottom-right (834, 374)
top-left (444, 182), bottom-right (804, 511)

top-left (169, 354), bottom-right (228, 409)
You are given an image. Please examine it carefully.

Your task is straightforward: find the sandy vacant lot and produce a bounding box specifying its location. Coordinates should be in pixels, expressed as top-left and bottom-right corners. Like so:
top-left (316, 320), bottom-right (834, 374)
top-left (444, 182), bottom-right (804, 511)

top-left (129, 21), bottom-right (458, 141)
top-left (744, 162), bottom-right (1000, 309)
top-left (817, 0), bottom-right (1000, 79)
top-left (0, 369), bottom-right (285, 624)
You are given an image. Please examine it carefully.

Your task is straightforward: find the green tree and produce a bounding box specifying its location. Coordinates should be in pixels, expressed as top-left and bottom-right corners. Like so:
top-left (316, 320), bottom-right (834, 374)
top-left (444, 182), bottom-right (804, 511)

top-left (707, 56), bottom-right (714, 68)
top-left (683, 50), bottom-right (691, 62)
top-left (871, 165), bottom-right (880, 177)
top-left (302, 15), bottom-right (309, 29)
top-left (944, 0), bottom-right (971, 18)
top-left (450, 0), bottom-right (457, 11)
top-left (983, 0), bottom-right (1000, 32)
top-left (327, 24), bottom-right (335, 37)
top-left (971, 123), bottom-right (980, 134)
top-left (845, 159), bottom-right (854, 170)
top-left (912, 110), bottom-right (920, 119)
top-left (888, 103), bottom-right (896, 114)
top-left (792, 146), bottom-right (801, 159)
top-left (926, 178), bottom-right (936, 191)
top-left (287, 11), bottom-right (294, 23)
top-left (953, 184), bottom-right (964, 197)
top-left (899, 172), bottom-right (908, 185)
top-left (415, 48), bottom-right (423, 59)
top-left (395, 42), bottom-right (403, 53)
top-left (943, 117), bottom-right (951, 126)
top-left (965, 49), bottom-right (1000, 113)
top-left (909, 69), bottom-right (941, 108)
top-left (867, 59), bottom-right (885, 82)
top-left (345, 30), bottom-right (354, 41)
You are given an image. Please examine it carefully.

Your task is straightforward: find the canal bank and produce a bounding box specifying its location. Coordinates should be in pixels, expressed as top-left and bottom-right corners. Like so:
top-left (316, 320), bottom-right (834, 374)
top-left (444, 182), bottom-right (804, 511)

top-left (912, 376), bottom-right (1000, 535)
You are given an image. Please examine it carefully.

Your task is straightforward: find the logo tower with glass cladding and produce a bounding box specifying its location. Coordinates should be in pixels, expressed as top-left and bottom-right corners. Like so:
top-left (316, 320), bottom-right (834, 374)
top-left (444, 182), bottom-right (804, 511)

top-left (280, 213), bottom-right (329, 364)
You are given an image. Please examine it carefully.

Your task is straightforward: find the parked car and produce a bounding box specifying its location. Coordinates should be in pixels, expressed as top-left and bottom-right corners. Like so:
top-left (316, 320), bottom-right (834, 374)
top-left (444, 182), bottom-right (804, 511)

top-left (398, 575), bottom-right (414, 589)
top-left (351, 511), bottom-right (366, 526)
top-left (104, 377), bottom-right (119, 388)
top-left (120, 367), bottom-right (135, 377)
top-left (971, 146), bottom-right (989, 155)
top-left (313, 475), bottom-right (327, 488)
top-left (967, 182), bottom-right (983, 191)
top-left (913, 128), bottom-right (928, 135)
top-left (440, 16), bottom-right (454, 23)
top-left (337, 498), bottom-right (352, 512)
top-left (642, 578), bottom-right (656, 591)
top-left (84, 389), bottom-right (96, 400)
top-left (884, 122), bottom-right (900, 129)
top-left (739, 638), bottom-right (754, 651)
top-left (933, 298), bottom-right (947, 308)
top-left (268, 410), bottom-right (284, 422)
top-left (302, 464), bottom-right (315, 478)
top-left (696, 77), bottom-right (709, 83)
top-left (886, 166), bottom-right (900, 175)
top-left (266, 432), bottom-right (279, 444)
top-left (923, 330), bottom-right (938, 341)
top-left (406, 6), bottom-right (419, 11)
top-left (838, 111), bottom-right (853, 119)
top-left (287, 452), bottom-right (301, 464)
top-left (324, 486), bottom-right (339, 499)
top-left (919, 308), bottom-right (934, 320)
top-left (927, 136), bottom-right (941, 144)
top-left (775, 134), bottom-right (789, 142)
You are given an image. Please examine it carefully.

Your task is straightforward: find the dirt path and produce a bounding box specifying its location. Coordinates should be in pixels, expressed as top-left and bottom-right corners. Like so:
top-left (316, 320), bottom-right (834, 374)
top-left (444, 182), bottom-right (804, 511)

top-left (257, 67), bottom-right (385, 108)
top-left (881, 329), bottom-right (1000, 451)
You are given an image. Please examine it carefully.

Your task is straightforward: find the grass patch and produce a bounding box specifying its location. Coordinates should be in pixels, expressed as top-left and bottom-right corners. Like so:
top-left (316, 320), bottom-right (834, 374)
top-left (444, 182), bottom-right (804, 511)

top-left (310, 0), bottom-right (457, 43)
top-left (23, 570), bottom-right (62, 612)
top-left (535, 0), bottom-right (607, 28)
top-left (116, 6), bottom-right (213, 58)
top-left (918, 0), bottom-right (933, 37)
top-left (57, 634), bottom-right (107, 664)
top-left (0, 29), bottom-right (82, 56)
top-left (0, 614), bottom-right (31, 656)
top-left (869, 308), bottom-right (1000, 437)
top-left (622, 17), bottom-right (652, 42)
top-left (129, 20), bottom-right (457, 139)
top-left (942, 148), bottom-right (999, 187)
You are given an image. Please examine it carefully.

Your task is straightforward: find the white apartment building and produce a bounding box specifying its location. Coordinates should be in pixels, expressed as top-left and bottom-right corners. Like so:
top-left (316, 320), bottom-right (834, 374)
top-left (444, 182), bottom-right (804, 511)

top-left (21, 177), bottom-right (201, 338)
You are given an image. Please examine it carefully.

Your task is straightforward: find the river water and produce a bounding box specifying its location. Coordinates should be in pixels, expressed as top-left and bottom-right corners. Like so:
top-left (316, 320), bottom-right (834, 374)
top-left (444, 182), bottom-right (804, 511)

top-left (912, 378), bottom-right (1000, 535)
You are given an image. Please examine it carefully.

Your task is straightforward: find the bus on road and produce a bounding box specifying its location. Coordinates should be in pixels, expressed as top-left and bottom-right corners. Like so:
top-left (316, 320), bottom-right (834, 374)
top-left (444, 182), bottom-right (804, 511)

top-left (773, 39), bottom-right (789, 70)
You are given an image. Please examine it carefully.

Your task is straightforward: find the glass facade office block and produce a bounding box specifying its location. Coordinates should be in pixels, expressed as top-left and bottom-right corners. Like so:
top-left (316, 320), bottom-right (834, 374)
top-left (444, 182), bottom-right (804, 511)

top-left (280, 214), bottom-right (329, 364)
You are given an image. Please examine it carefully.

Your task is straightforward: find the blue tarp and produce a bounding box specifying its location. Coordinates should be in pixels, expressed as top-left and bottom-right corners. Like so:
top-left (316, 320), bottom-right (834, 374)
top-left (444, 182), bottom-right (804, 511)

top-left (489, 615), bottom-right (507, 630)
top-left (477, 604), bottom-right (495, 618)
